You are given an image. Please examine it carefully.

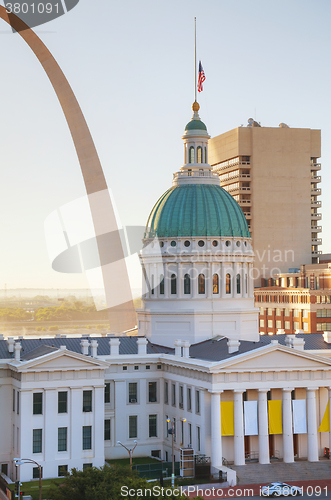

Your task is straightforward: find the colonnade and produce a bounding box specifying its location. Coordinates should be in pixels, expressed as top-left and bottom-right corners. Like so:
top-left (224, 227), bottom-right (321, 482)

top-left (209, 387), bottom-right (331, 468)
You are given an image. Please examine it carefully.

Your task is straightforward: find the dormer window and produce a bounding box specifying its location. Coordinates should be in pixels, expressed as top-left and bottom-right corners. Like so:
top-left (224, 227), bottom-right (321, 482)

top-left (189, 146), bottom-right (195, 164)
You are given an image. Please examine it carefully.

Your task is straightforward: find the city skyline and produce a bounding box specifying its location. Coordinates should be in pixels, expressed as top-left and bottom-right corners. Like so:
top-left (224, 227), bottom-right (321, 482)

top-left (0, 0), bottom-right (330, 290)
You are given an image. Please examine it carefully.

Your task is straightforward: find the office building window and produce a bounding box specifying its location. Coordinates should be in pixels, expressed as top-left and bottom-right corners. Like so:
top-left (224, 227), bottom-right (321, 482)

top-left (33, 393), bottom-right (43, 415)
top-left (189, 423), bottom-right (192, 446)
top-left (83, 391), bottom-right (92, 412)
top-left (195, 390), bottom-right (200, 414)
top-left (58, 427), bottom-right (67, 452)
top-left (293, 309), bottom-right (299, 317)
top-left (58, 465), bottom-right (68, 477)
top-left (285, 309), bottom-right (290, 316)
top-left (172, 384), bottom-right (176, 406)
top-left (276, 320), bottom-right (282, 329)
top-left (104, 419), bottom-right (110, 441)
top-left (83, 463), bottom-right (92, 470)
top-left (179, 386), bottom-right (184, 409)
top-left (149, 382), bottom-right (157, 403)
top-left (267, 308), bottom-right (273, 316)
top-left (268, 320), bottom-right (273, 328)
top-left (293, 322), bottom-right (299, 330)
top-left (33, 429), bottom-right (42, 454)
top-left (164, 382), bottom-right (169, 404)
top-left (187, 388), bottom-right (192, 411)
top-left (129, 416), bottom-right (137, 439)
top-left (197, 426), bottom-right (201, 451)
top-left (33, 467), bottom-right (42, 479)
top-left (303, 323), bottom-right (309, 331)
top-left (129, 383), bottom-right (138, 403)
top-left (285, 321), bottom-right (290, 330)
top-left (303, 309), bottom-right (309, 318)
top-left (149, 415), bottom-right (157, 437)
top-left (260, 319), bottom-right (265, 327)
top-left (275, 308), bottom-right (281, 316)
top-left (82, 426), bottom-right (92, 450)
top-left (105, 383), bottom-right (110, 403)
top-left (58, 392), bottom-right (67, 413)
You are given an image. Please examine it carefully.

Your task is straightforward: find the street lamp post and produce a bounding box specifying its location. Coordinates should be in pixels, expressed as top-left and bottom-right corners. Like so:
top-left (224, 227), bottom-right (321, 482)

top-left (117, 440), bottom-right (137, 469)
top-left (13, 458), bottom-right (42, 500)
top-left (167, 418), bottom-right (186, 489)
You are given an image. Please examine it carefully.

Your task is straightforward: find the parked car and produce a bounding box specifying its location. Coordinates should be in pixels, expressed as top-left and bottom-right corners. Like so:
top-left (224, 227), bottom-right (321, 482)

top-left (261, 483), bottom-right (303, 497)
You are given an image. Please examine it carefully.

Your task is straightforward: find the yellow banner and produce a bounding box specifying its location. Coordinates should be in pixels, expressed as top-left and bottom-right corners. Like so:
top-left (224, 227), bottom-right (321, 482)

top-left (268, 400), bottom-right (283, 434)
top-left (318, 401), bottom-right (330, 432)
top-left (221, 401), bottom-right (234, 436)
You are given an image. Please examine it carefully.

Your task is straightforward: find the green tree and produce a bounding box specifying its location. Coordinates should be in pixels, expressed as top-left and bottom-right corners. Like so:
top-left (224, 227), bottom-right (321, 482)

top-left (48, 465), bottom-right (187, 500)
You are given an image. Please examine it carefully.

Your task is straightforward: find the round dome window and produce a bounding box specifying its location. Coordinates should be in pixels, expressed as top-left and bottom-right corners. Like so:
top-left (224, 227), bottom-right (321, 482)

top-left (198, 240), bottom-right (205, 247)
top-left (160, 241), bottom-right (164, 248)
top-left (184, 240), bottom-right (190, 247)
top-left (170, 241), bottom-right (176, 247)
top-left (225, 240), bottom-right (231, 247)
top-left (236, 241), bottom-right (241, 247)
top-left (212, 240), bottom-right (218, 247)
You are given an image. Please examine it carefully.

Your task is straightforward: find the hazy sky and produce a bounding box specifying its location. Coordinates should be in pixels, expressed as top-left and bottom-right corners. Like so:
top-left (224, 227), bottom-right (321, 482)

top-left (0, 0), bottom-right (330, 291)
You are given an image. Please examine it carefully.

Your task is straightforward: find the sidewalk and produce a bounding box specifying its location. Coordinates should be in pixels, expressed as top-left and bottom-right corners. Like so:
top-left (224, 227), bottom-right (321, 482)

top-left (182, 479), bottom-right (331, 498)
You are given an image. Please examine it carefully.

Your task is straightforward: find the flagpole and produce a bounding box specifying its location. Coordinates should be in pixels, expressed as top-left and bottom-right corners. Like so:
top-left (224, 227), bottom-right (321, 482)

top-left (194, 17), bottom-right (197, 103)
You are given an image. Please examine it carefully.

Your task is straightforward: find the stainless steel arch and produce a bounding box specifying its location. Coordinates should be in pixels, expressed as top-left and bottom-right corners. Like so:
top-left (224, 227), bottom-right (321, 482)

top-left (0, 7), bottom-right (136, 332)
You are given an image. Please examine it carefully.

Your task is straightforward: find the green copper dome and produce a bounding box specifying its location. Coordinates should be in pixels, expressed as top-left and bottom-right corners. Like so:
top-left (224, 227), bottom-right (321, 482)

top-left (185, 119), bottom-right (207, 131)
top-left (145, 184), bottom-right (250, 238)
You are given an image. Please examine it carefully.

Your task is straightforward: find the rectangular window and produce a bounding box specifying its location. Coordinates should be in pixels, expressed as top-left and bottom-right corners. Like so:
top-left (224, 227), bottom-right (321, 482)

top-left (129, 382), bottom-right (138, 403)
top-left (267, 308), bottom-right (273, 316)
top-left (293, 309), bottom-right (299, 317)
top-left (83, 391), bottom-right (92, 412)
top-left (189, 423), bottom-right (192, 446)
top-left (303, 309), bottom-right (309, 318)
top-left (260, 319), bottom-right (265, 327)
top-left (267, 320), bottom-right (273, 328)
top-left (105, 383), bottom-right (110, 403)
top-left (58, 427), bottom-right (67, 452)
top-left (58, 392), bottom-right (67, 413)
top-left (195, 390), bottom-right (200, 414)
top-left (33, 429), bottom-right (42, 454)
top-left (82, 426), bottom-right (92, 450)
top-left (83, 463), bottom-right (92, 470)
top-left (104, 419), bottom-right (111, 441)
top-left (275, 308), bottom-right (281, 316)
top-left (304, 322), bottom-right (309, 332)
top-left (187, 388), bottom-right (192, 411)
top-left (58, 465), bottom-right (68, 477)
top-left (148, 382), bottom-right (157, 403)
top-left (149, 415), bottom-right (157, 438)
top-left (285, 309), bottom-right (290, 316)
top-left (276, 320), bottom-right (282, 329)
top-left (33, 467), bottom-right (42, 479)
top-left (179, 386), bottom-right (184, 409)
top-left (172, 384), bottom-right (176, 406)
top-left (33, 393), bottom-right (43, 415)
top-left (181, 419), bottom-right (184, 445)
top-left (197, 426), bottom-right (201, 451)
top-left (164, 382), bottom-right (169, 405)
top-left (13, 389), bottom-right (15, 412)
top-left (285, 321), bottom-right (290, 330)
top-left (17, 392), bottom-right (19, 415)
top-left (129, 416), bottom-right (137, 439)
top-left (293, 321), bottom-right (299, 330)
top-left (165, 415), bottom-right (169, 438)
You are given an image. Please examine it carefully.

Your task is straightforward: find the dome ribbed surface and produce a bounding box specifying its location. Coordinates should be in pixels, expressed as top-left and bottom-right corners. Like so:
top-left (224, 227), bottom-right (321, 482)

top-left (145, 184), bottom-right (250, 238)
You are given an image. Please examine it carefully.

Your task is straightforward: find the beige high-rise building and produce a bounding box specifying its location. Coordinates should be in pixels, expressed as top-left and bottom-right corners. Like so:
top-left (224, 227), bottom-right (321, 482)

top-left (208, 121), bottom-right (322, 284)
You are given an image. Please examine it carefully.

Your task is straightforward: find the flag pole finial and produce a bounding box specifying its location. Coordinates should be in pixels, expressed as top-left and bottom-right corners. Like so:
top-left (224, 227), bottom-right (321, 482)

top-left (194, 17), bottom-right (197, 104)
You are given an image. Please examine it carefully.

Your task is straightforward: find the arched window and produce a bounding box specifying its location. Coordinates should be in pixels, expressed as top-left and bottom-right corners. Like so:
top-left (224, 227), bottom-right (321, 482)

top-left (213, 274), bottom-right (219, 294)
top-left (151, 275), bottom-right (154, 295)
top-left (184, 274), bottom-right (191, 294)
top-left (197, 146), bottom-right (202, 163)
top-left (189, 146), bottom-right (195, 164)
top-left (245, 274), bottom-right (248, 294)
top-left (171, 274), bottom-right (177, 295)
top-left (226, 273), bottom-right (231, 294)
top-left (198, 274), bottom-right (205, 294)
top-left (236, 273), bottom-right (241, 294)
top-left (159, 274), bottom-right (164, 295)
top-left (204, 147), bottom-right (207, 163)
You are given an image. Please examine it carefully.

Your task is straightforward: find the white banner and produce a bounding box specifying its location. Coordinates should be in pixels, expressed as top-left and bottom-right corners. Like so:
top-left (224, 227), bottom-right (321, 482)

top-left (292, 399), bottom-right (307, 434)
top-left (244, 400), bottom-right (258, 436)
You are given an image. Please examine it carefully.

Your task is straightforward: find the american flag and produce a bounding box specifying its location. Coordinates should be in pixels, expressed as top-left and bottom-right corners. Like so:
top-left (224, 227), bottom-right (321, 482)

top-left (197, 61), bottom-right (206, 93)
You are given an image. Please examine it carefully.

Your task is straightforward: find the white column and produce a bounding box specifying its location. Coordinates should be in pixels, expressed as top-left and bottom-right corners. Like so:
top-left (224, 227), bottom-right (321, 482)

top-left (329, 387), bottom-right (331, 454)
top-left (94, 386), bottom-right (105, 467)
top-left (234, 390), bottom-right (245, 465)
top-left (258, 389), bottom-right (270, 464)
top-left (210, 391), bottom-right (223, 469)
top-left (307, 387), bottom-right (319, 462)
top-left (282, 388), bottom-right (294, 463)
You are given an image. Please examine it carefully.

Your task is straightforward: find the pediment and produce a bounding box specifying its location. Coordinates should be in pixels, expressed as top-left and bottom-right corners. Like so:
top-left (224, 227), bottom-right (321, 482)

top-left (11, 350), bottom-right (108, 372)
top-left (213, 346), bottom-right (331, 372)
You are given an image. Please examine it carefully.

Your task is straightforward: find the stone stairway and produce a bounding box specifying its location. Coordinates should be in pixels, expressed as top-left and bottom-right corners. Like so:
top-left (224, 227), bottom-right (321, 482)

top-left (231, 460), bottom-right (331, 485)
